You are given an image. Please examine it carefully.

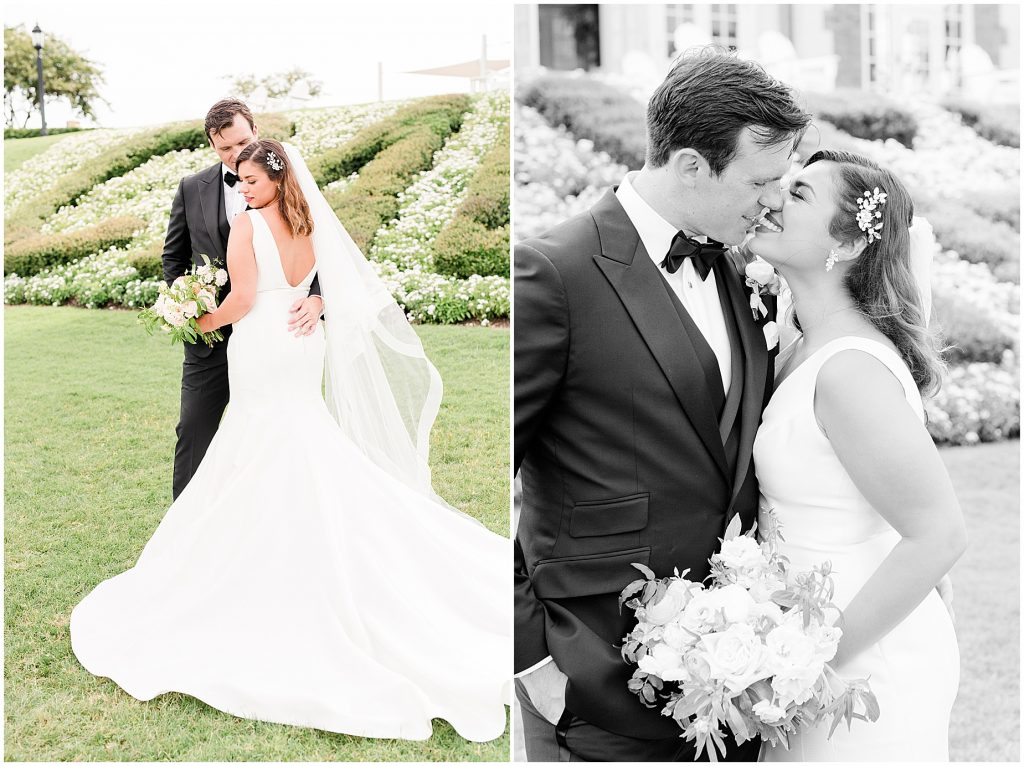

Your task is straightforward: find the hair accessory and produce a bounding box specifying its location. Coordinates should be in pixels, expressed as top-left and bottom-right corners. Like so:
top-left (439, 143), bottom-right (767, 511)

top-left (266, 150), bottom-right (284, 172)
top-left (856, 187), bottom-right (887, 243)
top-left (825, 248), bottom-right (839, 272)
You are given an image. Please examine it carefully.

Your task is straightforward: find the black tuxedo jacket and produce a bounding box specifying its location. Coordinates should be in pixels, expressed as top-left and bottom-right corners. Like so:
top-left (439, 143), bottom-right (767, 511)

top-left (514, 189), bottom-right (776, 741)
top-left (161, 162), bottom-right (320, 360)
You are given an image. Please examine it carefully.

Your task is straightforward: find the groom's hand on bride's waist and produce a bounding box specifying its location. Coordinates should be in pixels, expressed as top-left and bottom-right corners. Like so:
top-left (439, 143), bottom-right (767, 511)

top-left (519, 657), bottom-right (568, 725)
top-left (288, 296), bottom-right (324, 336)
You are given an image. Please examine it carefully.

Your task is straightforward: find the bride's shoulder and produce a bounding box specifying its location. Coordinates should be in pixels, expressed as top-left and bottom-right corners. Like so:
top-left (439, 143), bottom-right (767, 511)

top-left (814, 341), bottom-right (912, 417)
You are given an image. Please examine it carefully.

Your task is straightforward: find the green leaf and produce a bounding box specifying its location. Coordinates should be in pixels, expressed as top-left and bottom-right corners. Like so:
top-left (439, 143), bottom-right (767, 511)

top-left (618, 578), bottom-right (647, 611)
top-left (631, 562), bottom-right (656, 580)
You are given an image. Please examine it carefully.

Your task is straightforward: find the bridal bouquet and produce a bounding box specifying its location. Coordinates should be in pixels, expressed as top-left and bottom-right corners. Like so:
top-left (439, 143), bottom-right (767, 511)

top-left (139, 256), bottom-right (227, 346)
top-left (619, 513), bottom-right (879, 761)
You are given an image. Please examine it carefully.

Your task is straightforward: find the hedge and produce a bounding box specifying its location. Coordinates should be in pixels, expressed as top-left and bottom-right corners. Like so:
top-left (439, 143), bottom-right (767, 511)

top-left (941, 97), bottom-right (1019, 148)
top-left (308, 95), bottom-right (471, 186)
top-left (5, 127), bottom-right (86, 139)
top-left (433, 221), bottom-right (510, 279)
top-left (459, 126), bottom-right (510, 229)
top-left (518, 75), bottom-right (647, 169)
top-left (918, 196), bottom-right (1019, 283)
top-left (5, 112), bottom-right (293, 245)
top-left (323, 96), bottom-right (471, 250)
top-left (4, 216), bottom-right (145, 276)
top-left (933, 291), bottom-right (1018, 364)
top-left (803, 90), bottom-right (918, 147)
top-left (127, 242), bottom-right (163, 281)
top-left (433, 123), bottom-right (510, 279)
top-left (961, 186), bottom-right (1020, 232)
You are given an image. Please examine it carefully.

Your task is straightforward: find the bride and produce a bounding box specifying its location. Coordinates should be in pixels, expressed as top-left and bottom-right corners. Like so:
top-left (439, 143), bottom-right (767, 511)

top-left (70, 139), bottom-right (510, 742)
top-left (749, 149), bottom-right (965, 761)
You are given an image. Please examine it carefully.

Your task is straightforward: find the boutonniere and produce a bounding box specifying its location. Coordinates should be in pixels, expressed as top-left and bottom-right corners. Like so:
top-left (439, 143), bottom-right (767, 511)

top-left (743, 256), bottom-right (782, 322)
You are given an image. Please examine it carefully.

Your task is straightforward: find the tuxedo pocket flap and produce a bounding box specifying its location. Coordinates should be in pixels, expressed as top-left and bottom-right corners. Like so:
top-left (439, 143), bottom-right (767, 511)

top-left (569, 493), bottom-right (649, 537)
top-left (532, 547), bottom-right (651, 599)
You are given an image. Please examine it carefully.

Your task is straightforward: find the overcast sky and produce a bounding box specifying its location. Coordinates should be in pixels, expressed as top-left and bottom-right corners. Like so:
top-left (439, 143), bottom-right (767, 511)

top-left (5, 0), bottom-right (511, 128)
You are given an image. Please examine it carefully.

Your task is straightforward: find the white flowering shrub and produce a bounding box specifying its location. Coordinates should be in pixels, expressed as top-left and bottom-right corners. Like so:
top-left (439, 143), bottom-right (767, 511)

top-left (514, 104), bottom-right (627, 241)
top-left (4, 128), bottom-right (144, 213)
top-left (926, 357), bottom-right (1020, 445)
top-left (6, 95), bottom-right (511, 324)
top-left (360, 91), bottom-right (510, 321)
top-left (373, 260), bottom-right (508, 324)
top-left (287, 100), bottom-right (405, 158)
top-left (3, 247), bottom-right (149, 309)
top-left (40, 148), bottom-right (218, 245)
top-left (370, 90), bottom-right (508, 272)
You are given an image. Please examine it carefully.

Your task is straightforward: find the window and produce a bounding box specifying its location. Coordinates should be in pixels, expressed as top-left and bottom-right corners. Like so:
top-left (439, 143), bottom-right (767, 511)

top-left (666, 4), bottom-right (696, 57)
top-left (944, 4), bottom-right (964, 88)
top-left (710, 4), bottom-right (738, 50)
top-left (537, 4), bottom-right (601, 71)
top-left (865, 5), bottom-right (879, 85)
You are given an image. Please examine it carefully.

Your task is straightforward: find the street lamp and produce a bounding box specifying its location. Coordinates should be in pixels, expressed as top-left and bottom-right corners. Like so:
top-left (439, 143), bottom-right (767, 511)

top-left (31, 24), bottom-right (47, 136)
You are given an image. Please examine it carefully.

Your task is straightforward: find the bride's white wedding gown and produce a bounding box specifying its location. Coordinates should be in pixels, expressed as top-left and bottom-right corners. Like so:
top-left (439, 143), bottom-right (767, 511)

top-left (71, 211), bottom-right (510, 742)
top-left (753, 336), bottom-right (959, 762)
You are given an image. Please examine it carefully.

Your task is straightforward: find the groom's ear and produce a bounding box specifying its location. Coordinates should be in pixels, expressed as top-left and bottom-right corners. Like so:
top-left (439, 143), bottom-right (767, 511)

top-left (668, 148), bottom-right (702, 189)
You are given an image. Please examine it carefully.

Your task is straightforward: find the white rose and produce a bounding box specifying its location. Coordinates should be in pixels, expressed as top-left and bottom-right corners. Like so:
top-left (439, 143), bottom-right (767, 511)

top-left (807, 621), bottom-right (842, 663)
top-left (182, 300), bottom-right (199, 319)
top-left (166, 309), bottom-right (187, 327)
top-left (751, 700), bottom-right (787, 724)
top-left (747, 600), bottom-right (784, 627)
top-left (645, 579), bottom-right (698, 626)
top-left (716, 536), bottom-right (768, 573)
top-left (745, 258), bottom-right (776, 285)
top-left (709, 584), bottom-right (757, 624)
top-left (748, 571), bottom-right (787, 603)
top-left (663, 619), bottom-right (700, 652)
top-left (199, 291), bottom-right (216, 312)
top-left (770, 666), bottom-right (821, 708)
top-left (765, 621), bottom-right (818, 673)
top-left (172, 276), bottom-right (187, 289)
top-left (679, 585), bottom-right (755, 635)
top-left (215, 269), bottom-right (228, 286)
top-left (700, 623), bottom-right (771, 695)
top-left (763, 321), bottom-right (780, 350)
top-left (637, 642), bottom-right (688, 682)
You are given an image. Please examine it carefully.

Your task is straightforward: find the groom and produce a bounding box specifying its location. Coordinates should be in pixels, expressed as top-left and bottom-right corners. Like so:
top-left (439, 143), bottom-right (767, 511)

top-left (514, 50), bottom-right (810, 761)
top-left (162, 98), bottom-right (324, 499)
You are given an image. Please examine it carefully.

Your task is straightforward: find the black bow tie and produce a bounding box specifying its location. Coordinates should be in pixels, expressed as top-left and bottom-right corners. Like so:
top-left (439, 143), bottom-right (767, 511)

top-left (661, 232), bottom-right (726, 280)
top-left (224, 171), bottom-right (239, 187)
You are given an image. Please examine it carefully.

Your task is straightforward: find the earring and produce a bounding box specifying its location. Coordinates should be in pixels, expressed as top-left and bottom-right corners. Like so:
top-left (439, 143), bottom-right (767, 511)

top-left (825, 249), bottom-right (839, 272)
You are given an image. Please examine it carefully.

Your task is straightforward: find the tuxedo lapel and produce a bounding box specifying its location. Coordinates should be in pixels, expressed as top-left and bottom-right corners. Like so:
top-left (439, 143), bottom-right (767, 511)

top-left (591, 191), bottom-right (730, 483)
top-left (718, 258), bottom-right (771, 513)
top-left (198, 164), bottom-right (229, 263)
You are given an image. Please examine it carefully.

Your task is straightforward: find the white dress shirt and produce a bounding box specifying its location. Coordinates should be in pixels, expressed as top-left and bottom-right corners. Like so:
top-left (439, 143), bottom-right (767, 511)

top-left (221, 164), bottom-right (247, 225)
top-left (616, 172), bottom-right (732, 394)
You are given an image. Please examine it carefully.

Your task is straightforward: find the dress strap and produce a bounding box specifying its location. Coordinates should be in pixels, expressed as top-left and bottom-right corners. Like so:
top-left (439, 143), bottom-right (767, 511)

top-left (809, 337), bottom-right (924, 421)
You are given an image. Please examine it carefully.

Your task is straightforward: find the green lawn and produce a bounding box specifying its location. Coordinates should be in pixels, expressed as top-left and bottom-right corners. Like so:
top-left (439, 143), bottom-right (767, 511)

top-left (4, 305), bottom-right (510, 762)
top-left (4, 133), bottom-right (73, 173)
top-left (942, 441), bottom-right (1020, 762)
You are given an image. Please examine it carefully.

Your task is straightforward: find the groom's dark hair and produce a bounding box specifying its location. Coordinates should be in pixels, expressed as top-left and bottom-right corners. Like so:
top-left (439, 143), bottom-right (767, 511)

top-left (205, 99), bottom-right (255, 140)
top-left (646, 47), bottom-right (810, 175)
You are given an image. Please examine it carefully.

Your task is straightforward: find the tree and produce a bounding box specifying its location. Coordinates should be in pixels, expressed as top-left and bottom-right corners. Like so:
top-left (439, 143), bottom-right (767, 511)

top-left (3, 25), bottom-right (107, 128)
top-left (225, 68), bottom-right (323, 111)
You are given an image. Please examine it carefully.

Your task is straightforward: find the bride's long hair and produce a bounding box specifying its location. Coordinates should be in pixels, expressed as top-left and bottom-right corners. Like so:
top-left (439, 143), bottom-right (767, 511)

top-left (236, 139), bottom-right (314, 237)
top-left (805, 149), bottom-right (945, 395)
